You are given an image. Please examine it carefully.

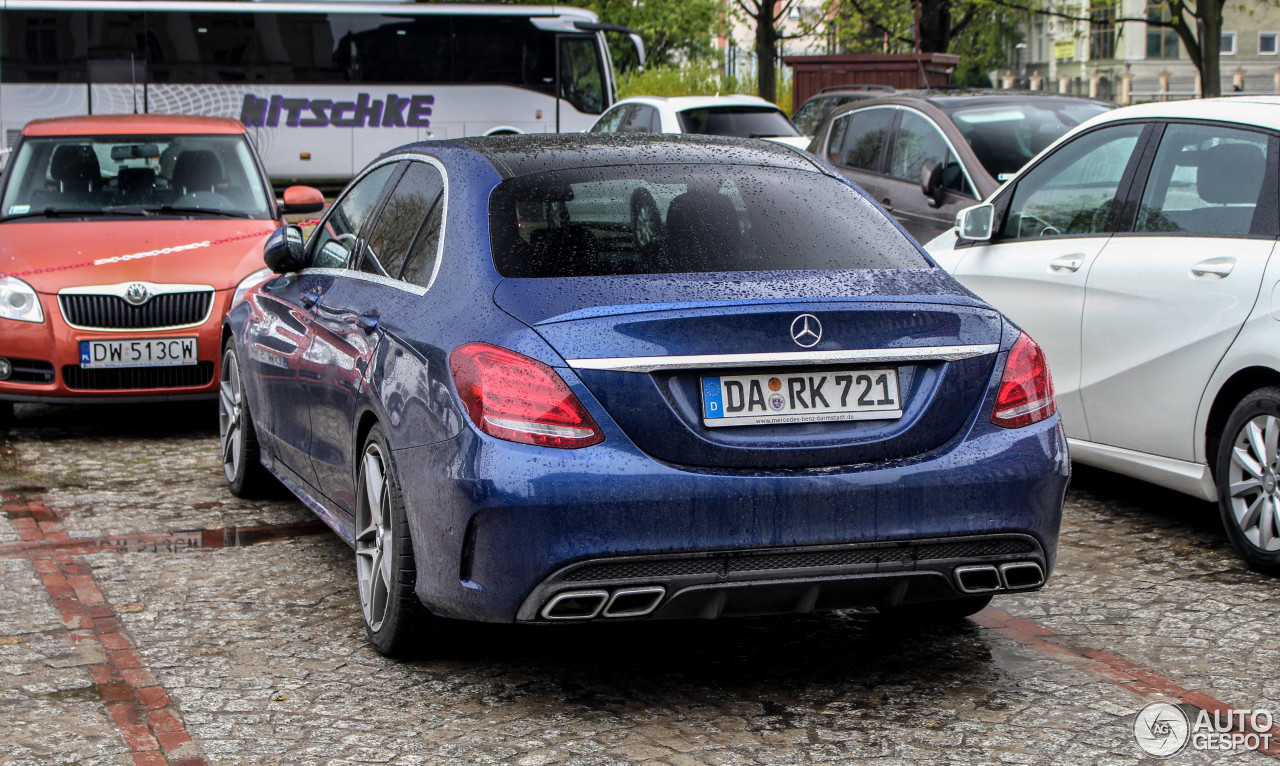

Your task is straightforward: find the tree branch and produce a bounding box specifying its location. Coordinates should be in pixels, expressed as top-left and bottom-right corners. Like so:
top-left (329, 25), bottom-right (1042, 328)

top-left (948, 4), bottom-right (980, 38)
top-left (839, 0), bottom-right (916, 47)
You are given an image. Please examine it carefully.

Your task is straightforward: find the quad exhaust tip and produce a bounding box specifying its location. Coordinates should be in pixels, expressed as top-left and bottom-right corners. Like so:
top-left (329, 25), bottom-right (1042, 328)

top-left (955, 562), bottom-right (1045, 594)
top-left (955, 565), bottom-right (1002, 593)
top-left (999, 561), bottom-right (1045, 590)
top-left (541, 586), bottom-right (667, 621)
top-left (602, 586), bottom-right (665, 618)
top-left (541, 590), bottom-right (608, 620)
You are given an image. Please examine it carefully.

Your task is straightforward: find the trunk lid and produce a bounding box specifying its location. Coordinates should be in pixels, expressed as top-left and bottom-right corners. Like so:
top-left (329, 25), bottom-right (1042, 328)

top-left (494, 270), bottom-right (1005, 470)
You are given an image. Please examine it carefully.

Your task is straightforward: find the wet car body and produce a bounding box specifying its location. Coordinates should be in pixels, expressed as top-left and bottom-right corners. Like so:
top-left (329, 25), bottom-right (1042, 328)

top-left (223, 134), bottom-right (1068, 652)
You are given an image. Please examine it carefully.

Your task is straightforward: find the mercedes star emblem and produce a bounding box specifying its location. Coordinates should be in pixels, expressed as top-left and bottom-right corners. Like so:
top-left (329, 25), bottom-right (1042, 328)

top-left (790, 314), bottom-right (822, 348)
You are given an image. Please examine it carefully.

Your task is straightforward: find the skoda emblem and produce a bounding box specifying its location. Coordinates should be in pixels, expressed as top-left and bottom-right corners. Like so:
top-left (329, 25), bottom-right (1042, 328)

top-left (124, 283), bottom-right (150, 306)
top-left (790, 314), bottom-right (822, 348)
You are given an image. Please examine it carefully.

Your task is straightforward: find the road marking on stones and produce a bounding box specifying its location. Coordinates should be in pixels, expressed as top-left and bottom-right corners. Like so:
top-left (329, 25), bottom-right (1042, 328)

top-left (976, 607), bottom-right (1280, 759)
top-left (0, 519), bottom-right (328, 559)
top-left (2, 492), bottom-right (324, 765)
top-left (6, 495), bottom-right (208, 766)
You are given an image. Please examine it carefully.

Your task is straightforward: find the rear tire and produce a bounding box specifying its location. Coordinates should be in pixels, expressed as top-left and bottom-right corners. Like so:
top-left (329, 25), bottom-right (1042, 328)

top-left (355, 425), bottom-right (434, 657)
top-left (879, 594), bottom-right (993, 623)
top-left (219, 342), bottom-right (273, 498)
top-left (1215, 387), bottom-right (1280, 575)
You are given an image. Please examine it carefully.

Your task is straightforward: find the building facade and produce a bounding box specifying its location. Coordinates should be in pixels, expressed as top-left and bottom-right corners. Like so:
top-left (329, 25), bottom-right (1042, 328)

top-left (1019, 0), bottom-right (1280, 102)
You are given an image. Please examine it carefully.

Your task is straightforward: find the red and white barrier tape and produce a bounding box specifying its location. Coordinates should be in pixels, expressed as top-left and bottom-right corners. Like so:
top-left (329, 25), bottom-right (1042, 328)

top-left (0, 219), bottom-right (321, 282)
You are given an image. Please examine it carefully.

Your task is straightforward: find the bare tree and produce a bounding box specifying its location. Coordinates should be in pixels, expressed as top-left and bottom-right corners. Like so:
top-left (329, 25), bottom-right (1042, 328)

top-left (736, 0), bottom-right (801, 102)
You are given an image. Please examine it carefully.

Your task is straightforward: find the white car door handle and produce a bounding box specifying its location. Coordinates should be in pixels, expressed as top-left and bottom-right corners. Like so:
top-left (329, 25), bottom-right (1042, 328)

top-left (1049, 255), bottom-right (1084, 273)
top-left (1191, 257), bottom-right (1235, 278)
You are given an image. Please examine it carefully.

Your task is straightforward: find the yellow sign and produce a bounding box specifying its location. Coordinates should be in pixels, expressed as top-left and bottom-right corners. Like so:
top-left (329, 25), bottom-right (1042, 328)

top-left (1054, 39), bottom-right (1076, 60)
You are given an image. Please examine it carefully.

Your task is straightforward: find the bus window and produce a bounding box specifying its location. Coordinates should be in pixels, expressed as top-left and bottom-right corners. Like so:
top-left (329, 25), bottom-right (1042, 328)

top-left (255, 13), bottom-right (342, 84)
top-left (148, 11), bottom-right (255, 83)
top-left (454, 17), bottom-right (555, 93)
top-left (559, 36), bottom-right (604, 115)
top-left (359, 17), bottom-right (452, 84)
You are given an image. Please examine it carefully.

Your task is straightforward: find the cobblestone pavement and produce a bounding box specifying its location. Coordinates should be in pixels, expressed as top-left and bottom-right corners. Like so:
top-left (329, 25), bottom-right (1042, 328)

top-left (1, 401), bottom-right (1278, 765)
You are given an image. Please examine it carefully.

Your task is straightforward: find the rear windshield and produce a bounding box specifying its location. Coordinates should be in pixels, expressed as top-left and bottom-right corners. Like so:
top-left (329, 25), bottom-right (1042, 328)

top-left (943, 100), bottom-right (1112, 181)
top-left (489, 164), bottom-right (928, 278)
top-left (676, 107), bottom-right (801, 138)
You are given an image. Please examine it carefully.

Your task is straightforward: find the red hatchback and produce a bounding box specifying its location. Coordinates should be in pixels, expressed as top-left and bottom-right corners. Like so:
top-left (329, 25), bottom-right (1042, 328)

top-left (0, 115), bottom-right (322, 425)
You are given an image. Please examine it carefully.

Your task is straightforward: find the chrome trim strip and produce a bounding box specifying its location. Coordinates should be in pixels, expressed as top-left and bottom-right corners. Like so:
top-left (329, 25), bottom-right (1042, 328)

top-left (305, 268), bottom-right (429, 297)
top-left (59, 281), bottom-right (212, 297)
top-left (304, 152), bottom-right (447, 294)
top-left (566, 344), bottom-right (998, 373)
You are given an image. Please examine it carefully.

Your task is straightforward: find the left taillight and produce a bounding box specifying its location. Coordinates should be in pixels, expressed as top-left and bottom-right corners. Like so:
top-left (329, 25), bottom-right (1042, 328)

top-left (449, 342), bottom-right (604, 449)
top-left (991, 332), bottom-right (1057, 429)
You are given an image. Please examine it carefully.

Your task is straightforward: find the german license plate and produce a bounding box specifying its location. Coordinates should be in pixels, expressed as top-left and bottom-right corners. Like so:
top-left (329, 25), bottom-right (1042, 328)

top-left (79, 338), bottom-right (197, 369)
top-left (701, 368), bottom-right (902, 427)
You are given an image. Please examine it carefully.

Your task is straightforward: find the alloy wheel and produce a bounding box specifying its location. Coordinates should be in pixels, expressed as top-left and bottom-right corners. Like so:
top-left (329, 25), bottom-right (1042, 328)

top-left (218, 349), bottom-right (243, 483)
top-left (1227, 414), bottom-right (1280, 552)
top-left (355, 443), bottom-right (394, 632)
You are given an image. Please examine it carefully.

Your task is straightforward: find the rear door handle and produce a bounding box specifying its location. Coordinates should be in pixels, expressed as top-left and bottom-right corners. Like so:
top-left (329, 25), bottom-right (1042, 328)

top-left (880, 198), bottom-right (893, 211)
top-left (1049, 254), bottom-right (1084, 273)
top-left (1191, 257), bottom-right (1235, 278)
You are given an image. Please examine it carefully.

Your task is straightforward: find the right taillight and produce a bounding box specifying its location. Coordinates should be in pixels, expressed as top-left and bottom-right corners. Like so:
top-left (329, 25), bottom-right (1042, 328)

top-left (449, 342), bottom-right (604, 449)
top-left (991, 332), bottom-right (1057, 429)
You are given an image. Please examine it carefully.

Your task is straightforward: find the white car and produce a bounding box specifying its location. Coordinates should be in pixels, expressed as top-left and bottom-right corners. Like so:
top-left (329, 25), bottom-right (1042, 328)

top-left (926, 96), bottom-right (1280, 573)
top-left (588, 95), bottom-right (810, 149)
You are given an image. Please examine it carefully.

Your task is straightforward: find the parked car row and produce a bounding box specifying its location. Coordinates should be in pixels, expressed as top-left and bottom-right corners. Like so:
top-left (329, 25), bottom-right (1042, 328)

top-left (4, 86), bottom-right (1278, 660)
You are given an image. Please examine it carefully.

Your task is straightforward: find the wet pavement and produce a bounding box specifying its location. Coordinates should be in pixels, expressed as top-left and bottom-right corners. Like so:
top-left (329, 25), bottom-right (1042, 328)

top-left (1, 401), bottom-right (1277, 765)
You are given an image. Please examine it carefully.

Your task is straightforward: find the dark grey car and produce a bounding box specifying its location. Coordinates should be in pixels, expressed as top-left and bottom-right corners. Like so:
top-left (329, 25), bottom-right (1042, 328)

top-left (807, 91), bottom-right (1112, 242)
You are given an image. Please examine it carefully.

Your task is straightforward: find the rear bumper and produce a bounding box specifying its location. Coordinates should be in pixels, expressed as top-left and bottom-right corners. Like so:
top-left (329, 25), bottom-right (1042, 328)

top-left (517, 534), bottom-right (1046, 622)
top-left (392, 414), bottom-right (1069, 624)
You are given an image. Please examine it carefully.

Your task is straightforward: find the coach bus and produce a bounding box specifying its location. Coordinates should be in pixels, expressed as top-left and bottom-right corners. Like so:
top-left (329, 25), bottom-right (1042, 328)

top-left (0, 1), bottom-right (643, 184)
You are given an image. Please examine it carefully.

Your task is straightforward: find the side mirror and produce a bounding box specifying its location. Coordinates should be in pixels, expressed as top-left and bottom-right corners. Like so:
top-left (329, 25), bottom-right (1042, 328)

top-left (920, 158), bottom-right (945, 208)
top-left (263, 224), bottom-right (307, 273)
top-left (279, 185), bottom-right (325, 215)
top-left (955, 203), bottom-right (995, 242)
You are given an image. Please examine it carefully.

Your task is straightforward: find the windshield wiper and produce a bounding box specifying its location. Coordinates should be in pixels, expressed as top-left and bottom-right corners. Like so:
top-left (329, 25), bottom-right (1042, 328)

top-left (150, 205), bottom-right (254, 219)
top-left (0, 207), bottom-right (151, 222)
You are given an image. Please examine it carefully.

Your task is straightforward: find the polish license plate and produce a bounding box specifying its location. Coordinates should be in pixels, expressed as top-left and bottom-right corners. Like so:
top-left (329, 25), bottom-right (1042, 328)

top-left (701, 368), bottom-right (902, 427)
top-left (79, 338), bottom-right (198, 369)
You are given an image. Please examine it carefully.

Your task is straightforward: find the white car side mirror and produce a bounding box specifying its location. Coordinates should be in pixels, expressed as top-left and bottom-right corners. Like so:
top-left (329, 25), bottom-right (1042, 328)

top-left (956, 203), bottom-right (995, 242)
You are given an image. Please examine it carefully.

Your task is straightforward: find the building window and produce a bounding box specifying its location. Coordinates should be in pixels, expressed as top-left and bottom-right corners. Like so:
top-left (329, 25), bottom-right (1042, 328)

top-left (1261, 32), bottom-right (1278, 55)
top-left (1221, 31), bottom-right (1236, 55)
top-left (1091, 2), bottom-right (1116, 60)
top-left (1146, 1), bottom-right (1179, 59)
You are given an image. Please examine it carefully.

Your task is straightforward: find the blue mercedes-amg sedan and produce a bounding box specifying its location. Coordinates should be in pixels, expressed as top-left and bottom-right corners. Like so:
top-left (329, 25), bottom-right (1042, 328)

top-left (219, 134), bottom-right (1068, 656)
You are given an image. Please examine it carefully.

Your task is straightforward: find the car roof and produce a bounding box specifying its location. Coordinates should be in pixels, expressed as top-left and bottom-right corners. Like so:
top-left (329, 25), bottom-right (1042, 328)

top-left (804, 85), bottom-right (896, 100)
top-left (823, 89), bottom-right (1112, 119)
top-left (1083, 95), bottom-right (1280, 130)
top-left (441, 133), bottom-right (822, 179)
top-left (22, 114), bottom-right (248, 136)
top-left (616, 94), bottom-right (778, 111)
